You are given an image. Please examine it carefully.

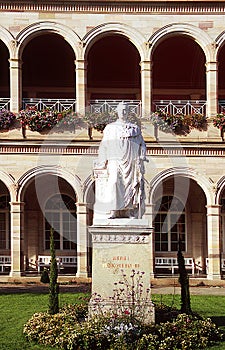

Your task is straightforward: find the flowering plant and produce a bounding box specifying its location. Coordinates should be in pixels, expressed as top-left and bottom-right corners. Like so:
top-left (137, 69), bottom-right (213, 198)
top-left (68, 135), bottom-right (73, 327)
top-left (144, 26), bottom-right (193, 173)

top-left (213, 113), bottom-right (225, 130)
top-left (18, 107), bottom-right (58, 132)
top-left (83, 111), bottom-right (118, 132)
top-left (56, 110), bottom-right (85, 131)
top-left (150, 111), bottom-right (207, 135)
top-left (0, 109), bottom-right (16, 129)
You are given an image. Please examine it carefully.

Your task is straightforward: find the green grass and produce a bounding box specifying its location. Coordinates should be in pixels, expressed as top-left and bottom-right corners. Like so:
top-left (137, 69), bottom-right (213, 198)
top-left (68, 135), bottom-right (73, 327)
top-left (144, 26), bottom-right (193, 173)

top-left (1, 291), bottom-right (225, 349)
top-left (0, 292), bottom-right (87, 350)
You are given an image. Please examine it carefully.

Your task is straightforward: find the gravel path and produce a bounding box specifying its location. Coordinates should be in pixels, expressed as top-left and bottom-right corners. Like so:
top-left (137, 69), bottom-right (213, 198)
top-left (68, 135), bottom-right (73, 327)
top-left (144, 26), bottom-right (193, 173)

top-left (1, 283), bottom-right (225, 295)
top-left (0, 283), bottom-right (91, 294)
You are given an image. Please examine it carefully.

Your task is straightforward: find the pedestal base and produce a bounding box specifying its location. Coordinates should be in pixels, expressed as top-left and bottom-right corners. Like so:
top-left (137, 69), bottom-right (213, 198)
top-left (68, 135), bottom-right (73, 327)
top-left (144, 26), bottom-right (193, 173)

top-left (89, 220), bottom-right (155, 324)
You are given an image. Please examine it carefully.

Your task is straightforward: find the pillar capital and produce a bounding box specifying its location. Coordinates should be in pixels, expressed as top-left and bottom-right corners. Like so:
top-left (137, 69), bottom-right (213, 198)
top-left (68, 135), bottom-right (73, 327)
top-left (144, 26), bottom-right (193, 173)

top-left (206, 204), bottom-right (221, 215)
top-left (139, 60), bottom-right (152, 71)
top-left (9, 58), bottom-right (23, 68)
top-left (76, 202), bottom-right (88, 214)
top-left (10, 201), bottom-right (25, 212)
top-left (75, 59), bottom-right (88, 70)
top-left (205, 61), bottom-right (218, 72)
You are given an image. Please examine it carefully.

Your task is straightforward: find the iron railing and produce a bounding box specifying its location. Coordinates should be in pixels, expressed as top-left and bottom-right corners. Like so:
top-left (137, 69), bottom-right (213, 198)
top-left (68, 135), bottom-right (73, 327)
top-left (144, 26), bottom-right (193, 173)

top-left (22, 98), bottom-right (77, 112)
top-left (153, 100), bottom-right (207, 115)
top-left (0, 98), bottom-right (10, 110)
top-left (89, 99), bottom-right (142, 116)
top-left (218, 100), bottom-right (225, 113)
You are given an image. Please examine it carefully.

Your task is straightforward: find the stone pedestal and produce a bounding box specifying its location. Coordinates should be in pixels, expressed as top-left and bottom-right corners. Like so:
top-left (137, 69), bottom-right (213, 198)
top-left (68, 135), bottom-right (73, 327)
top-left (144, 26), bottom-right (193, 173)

top-left (89, 219), bottom-right (155, 324)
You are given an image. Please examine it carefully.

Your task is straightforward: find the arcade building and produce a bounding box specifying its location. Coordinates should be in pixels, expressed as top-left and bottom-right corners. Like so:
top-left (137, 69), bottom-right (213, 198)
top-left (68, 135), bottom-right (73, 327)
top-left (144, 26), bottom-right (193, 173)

top-left (0, 0), bottom-right (225, 280)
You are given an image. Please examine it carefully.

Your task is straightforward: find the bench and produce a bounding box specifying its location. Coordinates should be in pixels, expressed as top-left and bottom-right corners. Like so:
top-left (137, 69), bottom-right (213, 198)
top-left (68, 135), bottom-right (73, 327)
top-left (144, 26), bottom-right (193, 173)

top-left (155, 257), bottom-right (195, 275)
top-left (0, 255), bottom-right (11, 272)
top-left (37, 255), bottom-right (77, 272)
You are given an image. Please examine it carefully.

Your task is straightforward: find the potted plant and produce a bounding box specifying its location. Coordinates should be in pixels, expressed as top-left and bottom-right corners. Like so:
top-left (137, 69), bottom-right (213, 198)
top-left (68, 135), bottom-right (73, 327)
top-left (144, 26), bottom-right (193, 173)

top-left (0, 109), bottom-right (16, 130)
top-left (83, 111), bottom-right (118, 139)
top-left (18, 106), bottom-right (58, 137)
top-left (213, 112), bottom-right (225, 140)
top-left (150, 111), bottom-right (207, 136)
top-left (56, 110), bottom-right (85, 132)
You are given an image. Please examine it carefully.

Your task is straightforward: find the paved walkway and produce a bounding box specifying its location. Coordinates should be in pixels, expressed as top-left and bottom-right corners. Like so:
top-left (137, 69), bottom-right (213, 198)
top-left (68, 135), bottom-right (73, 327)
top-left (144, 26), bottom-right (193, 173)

top-left (152, 285), bottom-right (225, 295)
top-left (0, 283), bottom-right (225, 295)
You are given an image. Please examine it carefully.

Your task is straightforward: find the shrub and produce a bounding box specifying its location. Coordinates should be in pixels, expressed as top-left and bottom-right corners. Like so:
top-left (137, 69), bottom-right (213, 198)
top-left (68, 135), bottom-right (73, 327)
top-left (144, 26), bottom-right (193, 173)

top-left (49, 229), bottom-right (59, 315)
top-left (83, 111), bottom-right (118, 132)
top-left (150, 111), bottom-right (207, 135)
top-left (213, 113), bottom-right (225, 130)
top-left (56, 110), bottom-right (85, 131)
top-left (40, 268), bottom-right (50, 284)
top-left (18, 107), bottom-right (58, 131)
top-left (23, 303), bottom-right (224, 350)
top-left (177, 242), bottom-right (192, 314)
top-left (0, 109), bottom-right (16, 129)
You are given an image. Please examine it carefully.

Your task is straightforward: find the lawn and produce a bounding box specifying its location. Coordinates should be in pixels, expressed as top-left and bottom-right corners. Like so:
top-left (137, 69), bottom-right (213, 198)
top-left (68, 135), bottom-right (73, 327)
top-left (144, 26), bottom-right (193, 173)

top-left (1, 291), bottom-right (225, 349)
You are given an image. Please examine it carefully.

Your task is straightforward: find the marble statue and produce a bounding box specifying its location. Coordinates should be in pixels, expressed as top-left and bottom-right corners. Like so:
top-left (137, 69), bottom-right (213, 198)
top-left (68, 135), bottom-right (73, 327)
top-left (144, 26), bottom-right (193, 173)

top-left (94, 102), bottom-right (147, 219)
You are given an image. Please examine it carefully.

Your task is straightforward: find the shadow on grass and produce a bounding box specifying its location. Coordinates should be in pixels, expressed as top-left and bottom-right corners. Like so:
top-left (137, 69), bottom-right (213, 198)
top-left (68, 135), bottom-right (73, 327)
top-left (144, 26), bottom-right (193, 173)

top-left (211, 316), bottom-right (225, 328)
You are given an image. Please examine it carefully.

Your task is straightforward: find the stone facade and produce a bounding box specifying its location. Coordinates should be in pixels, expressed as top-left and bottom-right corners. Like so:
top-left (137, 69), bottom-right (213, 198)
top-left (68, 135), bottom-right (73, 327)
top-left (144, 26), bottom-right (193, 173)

top-left (0, 1), bottom-right (225, 279)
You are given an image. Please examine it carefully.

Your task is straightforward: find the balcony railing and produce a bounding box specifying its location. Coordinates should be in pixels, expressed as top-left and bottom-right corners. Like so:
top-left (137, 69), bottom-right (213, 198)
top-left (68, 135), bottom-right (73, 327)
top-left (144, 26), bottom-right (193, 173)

top-left (19, 98), bottom-right (209, 117)
top-left (218, 100), bottom-right (225, 113)
top-left (89, 99), bottom-right (142, 116)
top-left (22, 98), bottom-right (77, 112)
top-left (153, 100), bottom-right (207, 115)
top-left (0, 98), bottom-right (10, 110)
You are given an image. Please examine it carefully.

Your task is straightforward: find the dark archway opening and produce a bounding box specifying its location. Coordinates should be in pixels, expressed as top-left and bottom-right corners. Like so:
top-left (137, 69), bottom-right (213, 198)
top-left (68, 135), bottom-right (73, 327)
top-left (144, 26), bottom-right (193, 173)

top-left (152, 36), bottom-right (206, 101)
top-left (22, 33), bottom-right (75, 99)
top-left (87, 35), bottom-right (141, 99)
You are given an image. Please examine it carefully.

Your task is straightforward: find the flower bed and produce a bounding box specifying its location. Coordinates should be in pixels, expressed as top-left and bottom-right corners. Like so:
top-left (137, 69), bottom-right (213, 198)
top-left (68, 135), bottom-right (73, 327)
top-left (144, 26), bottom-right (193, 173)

top-left (23, 302), bottom-right (224, 350)
top-left (18, 107), bottom-right (58, 132)
top-left (17, 107), bottom-right (85, 133)
top-left (83, 111), bottom-right (118, 132)
top-left (150, 111), bottom-right (207, 136)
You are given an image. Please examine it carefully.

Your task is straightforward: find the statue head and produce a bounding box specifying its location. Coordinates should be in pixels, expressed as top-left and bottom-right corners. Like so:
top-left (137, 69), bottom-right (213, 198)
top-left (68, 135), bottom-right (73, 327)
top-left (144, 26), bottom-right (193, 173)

top-left (116, 102), bottom-right (127, 121)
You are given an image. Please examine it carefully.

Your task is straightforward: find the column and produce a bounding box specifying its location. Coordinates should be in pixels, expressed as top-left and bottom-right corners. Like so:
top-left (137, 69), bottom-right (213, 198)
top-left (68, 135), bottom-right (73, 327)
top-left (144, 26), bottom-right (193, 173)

top-left (9, 58), bottom-right (22, 113)
top-left (75, 59), bottom-right (87, 114)
top-left (206, 61), bottom-right (218, 117)
top-left (10, 202), bottom-right (24, 277)
top-left (143, 203), bottom-right (154, 277)
top-left (206, 61), bottom-right (220, 139)
top-left (76, 202), bottom-right (88, 278)
top-left (206, 205), bottom-right (221, 280)
top-left (140, 60), bottom-right (152, 117)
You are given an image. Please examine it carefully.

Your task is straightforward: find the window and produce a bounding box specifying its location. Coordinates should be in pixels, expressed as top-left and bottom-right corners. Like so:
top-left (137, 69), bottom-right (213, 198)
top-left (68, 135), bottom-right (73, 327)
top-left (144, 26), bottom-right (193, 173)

top-left (0, 195), bottom-right (10, 249)
top-left (45, 194), bottom-right (77, 251)
top-left (154, 196), bottom-right (186, 252)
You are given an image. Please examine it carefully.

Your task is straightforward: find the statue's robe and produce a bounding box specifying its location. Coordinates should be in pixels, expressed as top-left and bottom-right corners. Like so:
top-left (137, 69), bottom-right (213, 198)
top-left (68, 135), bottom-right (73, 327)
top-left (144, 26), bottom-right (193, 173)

top-left (95, 119), bottom-right (146, 218)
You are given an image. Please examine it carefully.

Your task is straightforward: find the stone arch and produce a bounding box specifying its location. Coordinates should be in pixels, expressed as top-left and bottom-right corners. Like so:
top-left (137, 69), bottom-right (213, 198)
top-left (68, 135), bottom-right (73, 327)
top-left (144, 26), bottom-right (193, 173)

top-left (17, 165), bottom-right (83, 203)
top-left (215, 31), bottom-right (225, 58)
top-left (215, 176), bottom-right (225, 205)
top-left (16, 21), bottom-right (81, 58)
top-left (149, 167), bottom-right (214, 206)
top-left (83, 174), bottom-right (95, 204)
top-left (0, 171), bottom-right (16, 202)
top-left (149, 23), bottom-right (213, 62)
top-left (83, 22), bottom-right (147, 61)
top-left (0, 25), bottom-right (15, 57)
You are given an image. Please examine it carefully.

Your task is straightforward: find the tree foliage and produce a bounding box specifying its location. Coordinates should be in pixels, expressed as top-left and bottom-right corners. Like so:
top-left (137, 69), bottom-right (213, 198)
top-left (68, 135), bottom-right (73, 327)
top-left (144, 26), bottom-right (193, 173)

top-left (48, 228), bottom-right (59, 314)
top-left (177, 240), bottom-right (192, 314)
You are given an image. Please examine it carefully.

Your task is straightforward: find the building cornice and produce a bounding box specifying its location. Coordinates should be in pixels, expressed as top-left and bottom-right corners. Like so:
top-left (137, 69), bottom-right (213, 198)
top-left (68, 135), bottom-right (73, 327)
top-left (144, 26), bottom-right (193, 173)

top-left (1, 141), bottom-right (225, 157)
top-left (1, 1), bottom-right (225, 14)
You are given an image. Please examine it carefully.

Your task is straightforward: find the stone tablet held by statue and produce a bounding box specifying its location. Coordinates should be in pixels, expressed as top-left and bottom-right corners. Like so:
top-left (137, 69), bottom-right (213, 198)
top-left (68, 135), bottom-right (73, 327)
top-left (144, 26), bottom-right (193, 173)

top-left (93, 102), bottom-right (147, 222)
